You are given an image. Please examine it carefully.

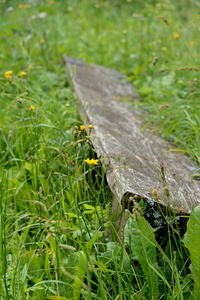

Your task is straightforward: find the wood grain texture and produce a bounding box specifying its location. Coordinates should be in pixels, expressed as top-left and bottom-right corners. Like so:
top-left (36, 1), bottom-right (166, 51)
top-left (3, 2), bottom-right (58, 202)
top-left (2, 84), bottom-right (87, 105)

top-left (64, 56), bottom-right (200, 214)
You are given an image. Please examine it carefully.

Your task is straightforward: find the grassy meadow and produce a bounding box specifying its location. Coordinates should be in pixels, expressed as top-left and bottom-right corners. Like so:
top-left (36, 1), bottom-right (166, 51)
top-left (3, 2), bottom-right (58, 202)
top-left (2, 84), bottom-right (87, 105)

top-left (1, 0), bottom-right (200, 299)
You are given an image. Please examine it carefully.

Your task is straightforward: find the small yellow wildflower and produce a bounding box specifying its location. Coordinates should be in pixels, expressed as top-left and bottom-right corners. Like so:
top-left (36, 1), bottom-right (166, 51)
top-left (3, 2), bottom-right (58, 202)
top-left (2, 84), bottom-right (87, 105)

top-left (88, 124), bottom-right (94, 129)
top-left (24, 4), bottom-right (31, 9)
top-left (66, 103), bottom-right (70, 107)
top-left (95, 3), bottom-right (100, 8)
top-left (174, 33), bottom-right (180, 39)
top-left (20, 71), bottom-right (26, 77)
top-left (4, 70), bottom-right (12, 78)
top-left (40, 39), bottom-right (45, 44)
top-left (18, 4), bottom-right (23, 9)
top-left (80, 125), bottom-right (86, 130)
top-left (152, 190), bottom-right (157, 195)
top-left (49, 0), bottom-right (54, 4)
top-left (84, 158), bottom-right (98, 166)
top-left (190, 41), bottom-right (195, 47)
top-left (30, 106), bottom-right (35, 110)
top-left (152, 189), bottom-right (159, 201)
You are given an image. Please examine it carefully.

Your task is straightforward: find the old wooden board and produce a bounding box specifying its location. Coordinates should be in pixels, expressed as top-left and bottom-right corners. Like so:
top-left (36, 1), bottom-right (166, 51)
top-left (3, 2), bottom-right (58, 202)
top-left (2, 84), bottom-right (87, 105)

top-left (64, 56), bottom-right (200, 217)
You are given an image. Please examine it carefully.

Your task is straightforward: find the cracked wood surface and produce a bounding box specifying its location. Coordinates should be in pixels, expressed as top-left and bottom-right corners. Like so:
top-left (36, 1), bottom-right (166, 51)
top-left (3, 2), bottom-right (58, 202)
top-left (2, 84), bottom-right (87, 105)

top-left (64, 56), bottom-right (200, 214)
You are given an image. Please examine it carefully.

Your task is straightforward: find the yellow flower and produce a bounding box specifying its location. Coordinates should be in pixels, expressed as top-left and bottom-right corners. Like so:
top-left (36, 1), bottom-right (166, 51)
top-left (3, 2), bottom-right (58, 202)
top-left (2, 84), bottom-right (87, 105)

top-left (40, 39), bottom-right (45, 44)
top-left (152, 190), bottom-right (157, 195)
top-left (174, 33), bottom-right (180, 39)
top-left (95, 3), bottom-right (100, 8)
top-left (84, 158), bottom-right (98, 165)
top-left (30, 106), bottom-right (35, 110)
top-left (152, 189), bottom-right (159, 201)
top-left (66, 103), bottom-right (70, 107)
top-left (4, 70), bottom-right (12, 78)
top-left (190, 41), bottom-right (195, 47)
top-left (20, 71), bottom-right (26, 77)
top-left (18, 4), bottom-right (23, 9)
top-left (49, 0), bottom-right (54, 4)
top-left (88, 124), bottom-right (94, 129)
top-left (24, 4), bottom-right (31, 9)
top-left (80, 125), bottom-right (86, 130)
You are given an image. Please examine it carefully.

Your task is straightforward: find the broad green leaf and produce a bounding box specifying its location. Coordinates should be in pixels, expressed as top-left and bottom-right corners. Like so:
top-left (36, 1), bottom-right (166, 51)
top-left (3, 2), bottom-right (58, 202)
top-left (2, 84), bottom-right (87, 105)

top-left (24, 162), bottom-right (36, 173)
top-left (5, 166), bottom-right (22, 180)
top-left (73, 233), bottom-right (101, 299)
top-left (45, 251), bottom-right (52, 280)
top-left (183, 206), bottom-right (200, 299)
top-left (73, 251), bottom-right (87, 300)
top-left (100, 241), bottom-right (130, 274)
top-left (124, 212), bottom-right (159, 299)
top-left (82, 210), bottom-right (94, 215)
top-left (83, 204), bottom-right (95, 210)
top-left (161, 72), bottom-right (175, 86)
top-left (138, 85), bottom-right (153, 96)
top-left (86, 232), bottom-right (102, 255)
top-left (68, 213), bottom-right (78, 218)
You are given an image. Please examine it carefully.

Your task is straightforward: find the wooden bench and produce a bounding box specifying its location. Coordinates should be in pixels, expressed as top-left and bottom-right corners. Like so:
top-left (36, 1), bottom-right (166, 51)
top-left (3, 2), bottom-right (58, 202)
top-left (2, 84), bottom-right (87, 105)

top-left (64, 56), bottom-right (200, 234)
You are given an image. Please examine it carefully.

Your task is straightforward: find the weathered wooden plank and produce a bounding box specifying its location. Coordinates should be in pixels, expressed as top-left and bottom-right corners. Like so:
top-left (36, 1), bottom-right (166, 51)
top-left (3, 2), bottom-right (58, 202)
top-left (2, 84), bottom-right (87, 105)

top-left (64, 56), bottom-right (200, 218)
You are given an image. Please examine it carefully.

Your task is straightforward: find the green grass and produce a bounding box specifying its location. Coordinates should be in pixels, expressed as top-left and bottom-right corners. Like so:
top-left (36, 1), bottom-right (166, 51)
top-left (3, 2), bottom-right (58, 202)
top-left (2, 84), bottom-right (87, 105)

top-left (1, 0), bottom-right (200, 299)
